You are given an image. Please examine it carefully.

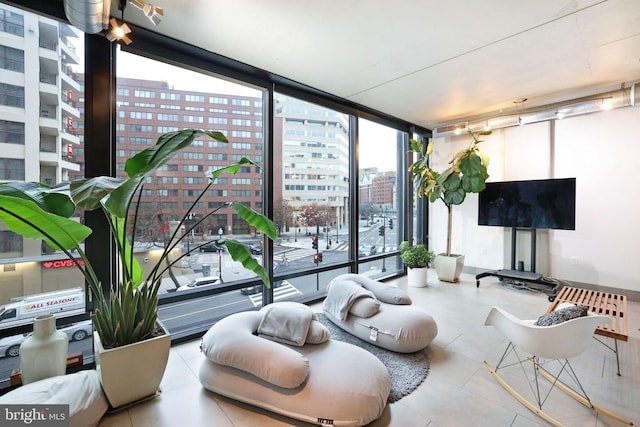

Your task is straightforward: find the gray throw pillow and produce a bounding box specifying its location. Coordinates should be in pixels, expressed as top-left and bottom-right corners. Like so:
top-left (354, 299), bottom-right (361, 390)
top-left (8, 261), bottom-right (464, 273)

top-left (534, 305), bottom-right (589, 326)
top-left (349, 297), bottom-right (381, 318)
top-left (305, 320), bottom-right (331, 344)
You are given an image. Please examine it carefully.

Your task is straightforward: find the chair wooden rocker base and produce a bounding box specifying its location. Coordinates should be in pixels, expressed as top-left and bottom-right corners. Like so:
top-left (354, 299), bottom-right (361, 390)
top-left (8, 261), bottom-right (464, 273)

top-left (484, 307), bottom-right (633, 427)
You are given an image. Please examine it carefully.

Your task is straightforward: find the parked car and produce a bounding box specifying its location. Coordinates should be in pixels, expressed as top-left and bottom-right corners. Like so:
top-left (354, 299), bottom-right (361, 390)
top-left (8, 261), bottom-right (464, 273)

top-left (198, 242), bottom-right (224, 252)
top-left (249, 244), bottom-right (263, 255)
top-left (0, 320), bottom-right (93, 358)
top-left (176, 276), bottom-right (223, 291)
top-left (358, 244), bottom-right (377, 257)
top-left (240, 280), bottom-right (286, 295)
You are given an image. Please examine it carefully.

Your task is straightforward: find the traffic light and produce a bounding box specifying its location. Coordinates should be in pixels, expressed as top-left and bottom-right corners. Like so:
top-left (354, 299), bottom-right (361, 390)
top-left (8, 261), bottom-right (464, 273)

top-left (388, 218), bottom-right (393, 230)
top-left (314, 253), bottom-right (323, 264)
top-left (378, 225), bottom-right (385, 236)
top-left (311, 237), bottom-right (318, 250)
top-left (318, 253), bottom-right (323, 262)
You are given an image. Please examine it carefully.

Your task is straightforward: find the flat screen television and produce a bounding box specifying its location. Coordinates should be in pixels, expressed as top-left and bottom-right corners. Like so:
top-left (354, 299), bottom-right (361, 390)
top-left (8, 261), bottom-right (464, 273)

top-left (478, 178), bottom-right (576, 230)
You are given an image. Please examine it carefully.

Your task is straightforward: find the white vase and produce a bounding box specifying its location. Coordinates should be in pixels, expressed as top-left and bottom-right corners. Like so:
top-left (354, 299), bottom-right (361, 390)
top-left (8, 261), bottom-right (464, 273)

top-left (19, 314), bottom-right (69, 385)
top-left (407, 267), bottom-right (428, 287)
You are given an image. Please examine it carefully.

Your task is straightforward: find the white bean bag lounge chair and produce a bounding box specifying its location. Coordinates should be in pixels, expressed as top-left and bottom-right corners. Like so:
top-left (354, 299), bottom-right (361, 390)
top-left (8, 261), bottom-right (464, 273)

top-left (323, 274), bottom-right (437, 353)
top-left (199, 302), bottom-right (391, 427)
top-left (0, 370), bottom-right (108, 427)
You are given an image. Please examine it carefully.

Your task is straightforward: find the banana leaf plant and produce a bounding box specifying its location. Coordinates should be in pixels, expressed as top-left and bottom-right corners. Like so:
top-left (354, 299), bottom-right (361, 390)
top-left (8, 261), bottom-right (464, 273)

top-left (0, 129), bottom-right (277, 349)
top-left (409, 130), bottom-right (490, 256)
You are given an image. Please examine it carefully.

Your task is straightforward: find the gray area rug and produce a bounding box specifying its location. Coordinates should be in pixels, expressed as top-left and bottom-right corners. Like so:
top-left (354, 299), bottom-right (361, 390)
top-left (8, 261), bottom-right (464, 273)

top-left (316, 313), bottom-right (429, 403)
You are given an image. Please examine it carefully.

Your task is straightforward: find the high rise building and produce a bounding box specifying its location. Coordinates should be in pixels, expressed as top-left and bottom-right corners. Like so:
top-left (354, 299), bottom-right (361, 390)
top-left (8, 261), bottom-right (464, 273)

top-left (0, 3), bottom-right (82, 263)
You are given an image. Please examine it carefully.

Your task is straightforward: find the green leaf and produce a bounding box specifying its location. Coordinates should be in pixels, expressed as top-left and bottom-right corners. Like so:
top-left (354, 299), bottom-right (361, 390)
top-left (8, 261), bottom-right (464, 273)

top-left (0, 182), bottom-right (75, 217)
top-left (0, 195), bottom-right (91, 251)
top-left (113, 216), bottom-right (144, 289)
top-left (207, 158), bottom-right (258, 181)
top-left (231, 201), bottom-right (278, 240)
top-left (224, 240), bottom-right (271, 288)
top-left (442, 172), bottom-right (461, 192)
top-left (70, 176), bottom-right (124, 211)
top-left (125, 130), bottom-right (228, 177)
top-left (106, 130), bottom-right (228, 218)
top-left (443, 187), bottom-right (466, 205)
top-left (459, 154), bottom-right (482, 176)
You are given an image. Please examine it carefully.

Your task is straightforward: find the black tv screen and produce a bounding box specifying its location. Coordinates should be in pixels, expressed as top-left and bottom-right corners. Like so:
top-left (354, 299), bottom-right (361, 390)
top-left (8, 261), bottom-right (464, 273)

top-left (478, 178), bottom-right (576, 230)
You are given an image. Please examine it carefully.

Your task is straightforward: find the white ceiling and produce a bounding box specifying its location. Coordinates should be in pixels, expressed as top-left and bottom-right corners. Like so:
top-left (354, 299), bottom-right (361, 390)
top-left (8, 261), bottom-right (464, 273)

top-left (112, 0), bottom-right (640, 130)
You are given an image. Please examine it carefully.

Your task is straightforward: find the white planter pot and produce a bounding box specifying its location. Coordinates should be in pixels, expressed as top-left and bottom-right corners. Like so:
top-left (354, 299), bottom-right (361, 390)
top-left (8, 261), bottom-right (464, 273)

top-left (407, 267), bottom-right (428, 287)
top-left (94, 320), bottom-right (170, 409)
top-left (434, 254), bottom-right (465, 283)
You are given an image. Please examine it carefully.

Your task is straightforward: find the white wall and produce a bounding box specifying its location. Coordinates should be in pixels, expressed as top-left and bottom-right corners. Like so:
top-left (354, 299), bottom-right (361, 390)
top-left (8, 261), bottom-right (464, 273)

top-left (429, 106), bottom-right (640, 293)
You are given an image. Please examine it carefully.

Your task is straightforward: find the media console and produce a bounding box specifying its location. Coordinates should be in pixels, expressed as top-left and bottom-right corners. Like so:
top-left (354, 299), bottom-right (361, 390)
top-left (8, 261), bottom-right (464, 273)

top-left (475, 269), bottom-right (559, 301)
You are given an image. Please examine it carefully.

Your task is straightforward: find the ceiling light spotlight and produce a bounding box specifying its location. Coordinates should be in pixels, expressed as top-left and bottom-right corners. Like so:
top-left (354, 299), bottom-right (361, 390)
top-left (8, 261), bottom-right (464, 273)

top-left (483, 120), bottom-right (491, 131)
top-left (600, 99), bottom-right (613, 111)
top-left (107, 18), bottom-right (132, 45)
top-left (454, 127), bottom-right (462, 135)
top-left (129, 0), bottom-right (164, 25)
top-left (555, 110), bottom-right (565, 120)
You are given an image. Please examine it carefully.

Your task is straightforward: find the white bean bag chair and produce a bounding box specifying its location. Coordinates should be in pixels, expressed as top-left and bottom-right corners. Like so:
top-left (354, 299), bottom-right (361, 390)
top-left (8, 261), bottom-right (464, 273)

top-left (323, 274), bottom-right (438, 353)
top-left (199, 302), bottom-right (391, 426)
top-left (0, 370), bottom-right (108, 427)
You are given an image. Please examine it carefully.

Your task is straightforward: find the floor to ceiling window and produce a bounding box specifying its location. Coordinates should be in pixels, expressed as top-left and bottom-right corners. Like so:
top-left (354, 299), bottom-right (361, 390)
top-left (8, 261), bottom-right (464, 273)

top-left (272, 93), bottom-right (351, 299)
top-left (0, 3), bottom-right (90, 386)
top-left (357, 118), bottom-right (406, 277)
top-left (0, 1), bottom-right (428, 377)
top-left (112, 50), bottom-right (274, 336)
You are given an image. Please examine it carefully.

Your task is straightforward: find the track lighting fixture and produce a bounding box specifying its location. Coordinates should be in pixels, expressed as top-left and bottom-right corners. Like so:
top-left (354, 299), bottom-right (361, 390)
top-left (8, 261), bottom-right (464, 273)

top-left (483, 120), bottom-right (491, 131)
top-left (433, 83), bottom-right (638, 135)
top-left (107, 17), bottom-right (132, 44)
top-left (106, 0), bottom-right (131, 44)
top-left (105, 0), bottom-right (164, 45)
top-left (129, 0), bottom-right (164, 25)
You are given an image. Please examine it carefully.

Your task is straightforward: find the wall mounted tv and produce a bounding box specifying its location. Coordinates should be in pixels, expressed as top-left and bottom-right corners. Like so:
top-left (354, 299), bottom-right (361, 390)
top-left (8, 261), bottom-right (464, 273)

top-left (478, 178), bottom-right (576, 230)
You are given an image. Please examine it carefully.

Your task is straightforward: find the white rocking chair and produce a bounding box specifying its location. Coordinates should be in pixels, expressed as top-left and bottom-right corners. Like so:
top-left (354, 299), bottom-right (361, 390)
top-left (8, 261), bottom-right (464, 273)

top-left (483, 306), bottom-right (633, 427)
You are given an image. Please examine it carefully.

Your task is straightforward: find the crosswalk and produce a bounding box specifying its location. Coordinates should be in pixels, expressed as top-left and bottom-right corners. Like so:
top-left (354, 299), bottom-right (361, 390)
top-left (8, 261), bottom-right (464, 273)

top-left (281, 244), bottom-right (400, 254)
top-left (248, 281), bottom-right (302, 307)
top-left (331, 243), bottom-right (398, 252)
top-left (277, 248), bottom-right (316, 263)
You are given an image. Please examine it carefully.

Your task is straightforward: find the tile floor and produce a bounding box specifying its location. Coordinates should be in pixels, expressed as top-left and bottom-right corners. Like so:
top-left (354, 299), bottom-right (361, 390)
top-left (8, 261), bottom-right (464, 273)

top-left (98, 273), bottom-right (640, 427)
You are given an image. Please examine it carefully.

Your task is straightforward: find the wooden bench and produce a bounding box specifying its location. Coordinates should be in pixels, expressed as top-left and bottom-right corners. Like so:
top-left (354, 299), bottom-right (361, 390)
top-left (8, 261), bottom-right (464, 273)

top-left (546, 286), bottom-right (628, 375)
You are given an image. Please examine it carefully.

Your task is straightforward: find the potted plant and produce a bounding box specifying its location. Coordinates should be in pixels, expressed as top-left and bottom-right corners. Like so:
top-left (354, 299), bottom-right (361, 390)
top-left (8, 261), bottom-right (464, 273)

top-left (0, 129), bottom-right (277, 408)
top-left (409, 130), bottom-right (491, 282)
top-left (399, 241), bottom-right (435, 287)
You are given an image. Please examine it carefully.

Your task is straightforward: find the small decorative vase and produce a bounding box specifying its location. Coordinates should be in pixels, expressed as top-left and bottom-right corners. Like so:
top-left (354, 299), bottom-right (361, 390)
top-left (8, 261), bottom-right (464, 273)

top-left (19, 314), bottom-right (68, 384)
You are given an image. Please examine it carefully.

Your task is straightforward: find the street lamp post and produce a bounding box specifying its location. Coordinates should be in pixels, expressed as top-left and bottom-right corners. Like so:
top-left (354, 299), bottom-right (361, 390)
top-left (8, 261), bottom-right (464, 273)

top-left (217, 227), bottom-right (223, 280)
top-left (294, 213), bottom-right (297, 242)
top-left (325, 219), bottom-right (329, 249)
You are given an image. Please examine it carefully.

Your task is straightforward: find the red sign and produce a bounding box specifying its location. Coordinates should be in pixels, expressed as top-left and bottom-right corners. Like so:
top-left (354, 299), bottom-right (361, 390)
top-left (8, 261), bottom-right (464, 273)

top-left (42, 259), bottom-right (85, 269)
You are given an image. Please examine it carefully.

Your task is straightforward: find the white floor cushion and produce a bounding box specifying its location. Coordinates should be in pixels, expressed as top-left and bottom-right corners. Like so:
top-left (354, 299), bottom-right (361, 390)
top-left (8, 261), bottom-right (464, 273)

top-left (0, 370), bottom-right (108, 427)
top-left (199, 309), bottom-right (391, 426)
top-left (324, 274), bottom-right (438, 353)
